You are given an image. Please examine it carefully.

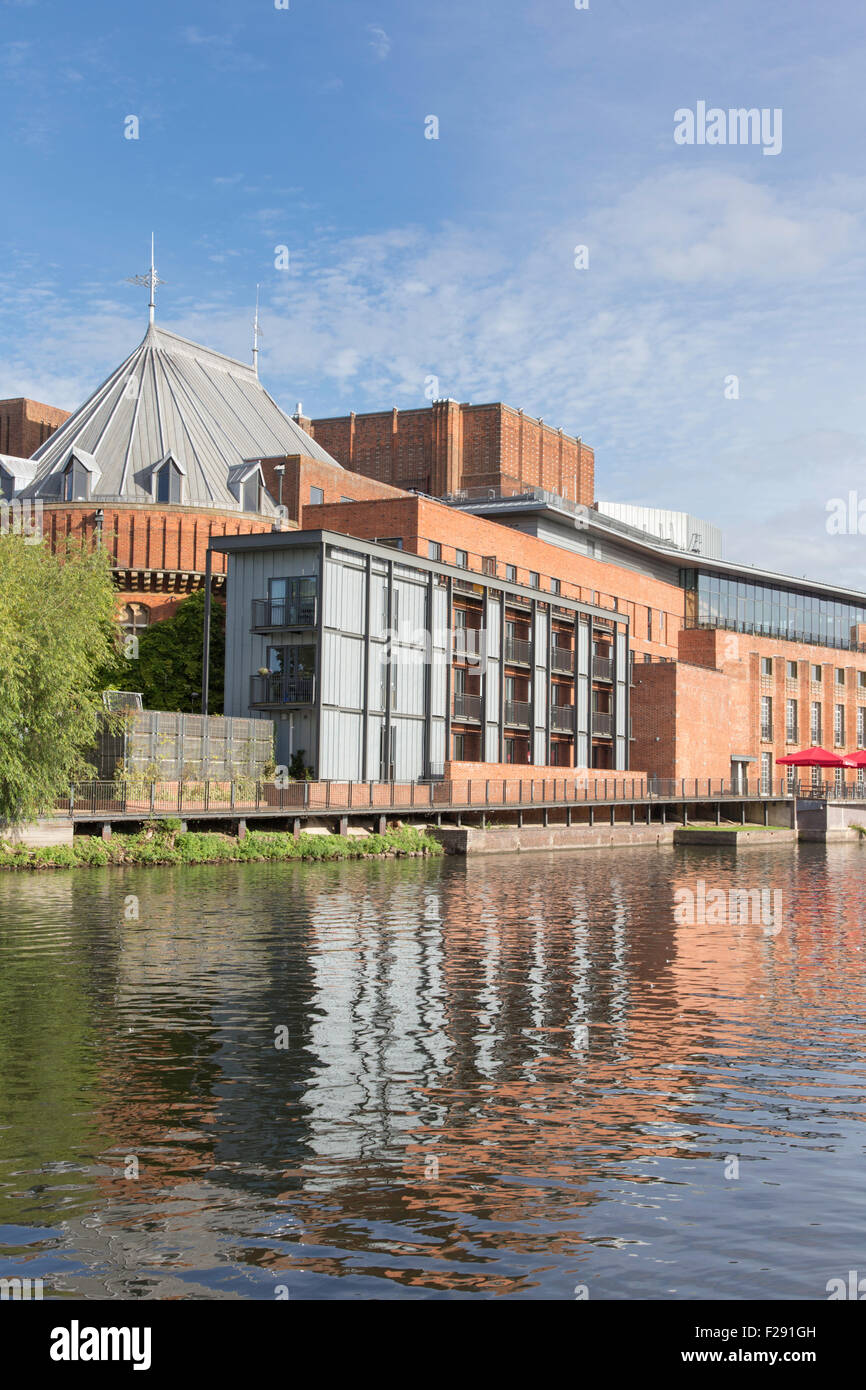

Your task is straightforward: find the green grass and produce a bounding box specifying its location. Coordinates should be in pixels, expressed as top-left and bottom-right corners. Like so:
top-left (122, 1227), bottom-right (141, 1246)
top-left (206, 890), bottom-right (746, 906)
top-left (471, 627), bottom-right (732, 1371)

top-left (0, 824), bottom-right (443, 871)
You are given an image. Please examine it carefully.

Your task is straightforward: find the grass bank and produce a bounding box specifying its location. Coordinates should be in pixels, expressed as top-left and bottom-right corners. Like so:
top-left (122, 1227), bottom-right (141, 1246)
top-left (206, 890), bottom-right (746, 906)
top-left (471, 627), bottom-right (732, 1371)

top-left (0, 821), bottom-right (443, 871)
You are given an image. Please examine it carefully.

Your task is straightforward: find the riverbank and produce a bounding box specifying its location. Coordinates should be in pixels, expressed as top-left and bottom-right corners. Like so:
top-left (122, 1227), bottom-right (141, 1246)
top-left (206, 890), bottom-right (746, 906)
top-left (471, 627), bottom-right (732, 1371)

top-left (0, 822), bottom-right (443, 871)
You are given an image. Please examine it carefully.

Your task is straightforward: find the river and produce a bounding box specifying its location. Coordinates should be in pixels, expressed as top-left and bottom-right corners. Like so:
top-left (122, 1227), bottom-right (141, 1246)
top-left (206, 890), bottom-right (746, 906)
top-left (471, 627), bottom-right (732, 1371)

top-left (1, 842), bottom-right (864, 1300)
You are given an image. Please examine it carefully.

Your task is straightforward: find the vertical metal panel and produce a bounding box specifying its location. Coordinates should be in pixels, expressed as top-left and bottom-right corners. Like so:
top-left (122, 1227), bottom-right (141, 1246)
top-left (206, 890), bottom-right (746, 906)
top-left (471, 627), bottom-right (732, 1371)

top-left (615, 625), bottom-right (628, 770)
top-left (321, 632), bottom-right (364, 709)
top-left (576, 616), bottom-right (590, 767)
top-left (320, 709), bottom-right (363, 780)
top-left (393, 716), bottom-right (424, 780)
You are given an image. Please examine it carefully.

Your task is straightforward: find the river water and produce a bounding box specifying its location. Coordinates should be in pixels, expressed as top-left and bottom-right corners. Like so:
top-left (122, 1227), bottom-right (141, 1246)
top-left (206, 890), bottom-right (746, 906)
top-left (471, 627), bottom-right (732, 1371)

top-left (1, 842), bottom-right (864, 1301)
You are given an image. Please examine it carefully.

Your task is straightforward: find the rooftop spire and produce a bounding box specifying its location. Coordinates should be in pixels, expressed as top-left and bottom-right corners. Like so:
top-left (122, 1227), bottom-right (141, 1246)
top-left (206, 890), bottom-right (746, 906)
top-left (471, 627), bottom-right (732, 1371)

top-left (126, 233), bottom-right (166, 325)
top-left (252, 283), bottom-right (261, 377)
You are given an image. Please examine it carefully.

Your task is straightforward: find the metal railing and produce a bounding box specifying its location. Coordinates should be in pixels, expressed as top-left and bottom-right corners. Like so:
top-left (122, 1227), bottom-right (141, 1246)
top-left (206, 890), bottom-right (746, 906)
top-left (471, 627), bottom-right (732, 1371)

top-left (453, 692), bottom-right (482, 722)
top-left (453, 627), bottom-right (482, 657)
top-left (504, 699), bottom-right (532, 727)
top-left (593, 656), bottom-right (613, 682)
top-left (249, 674), bottom-right (315, 707)
top-left (551, 645), bottom-right (574, 674)
top-left (57, 774), bottom-right (834, 822)
top-left (593, 711), bottom-right (613, 736)
top-left (251, 597), bottom-right (317, 630)
top-left (550, 704), bottom-right (575, 732)
top-left (504, 636), bottom-right (532, 666)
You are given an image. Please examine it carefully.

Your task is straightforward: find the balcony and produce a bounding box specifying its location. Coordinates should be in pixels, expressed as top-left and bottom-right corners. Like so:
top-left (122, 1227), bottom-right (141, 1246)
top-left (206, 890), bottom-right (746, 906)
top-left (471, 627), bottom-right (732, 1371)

top-left (504, 699), bottom-right (531, 728)
top-left (592, 710), bottom-right (613, 737)
top-left (250, 674), bottom-right (315, 708)
top-left (252, 596), bottom-right (317, 631)
top-left (593, 655), bottom-right (613, 681)
top-left (504, 636), bottom-right (532, 666)
top-left (453, 692), bottom-right (482, 722)
top-left (551, 645), bottom-right (574, 675)
top-left (550, 704), bottom-right (575, 732)
top-left (453, 627), bottom-right (482, 658)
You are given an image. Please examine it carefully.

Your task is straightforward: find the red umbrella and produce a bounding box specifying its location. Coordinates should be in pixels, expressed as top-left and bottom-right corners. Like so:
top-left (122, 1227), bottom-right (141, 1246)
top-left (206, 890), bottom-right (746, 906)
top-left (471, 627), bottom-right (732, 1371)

top-left (841, 750), bottom-right (866, 767)
top-left (775, 746), bottom-right (845, 767)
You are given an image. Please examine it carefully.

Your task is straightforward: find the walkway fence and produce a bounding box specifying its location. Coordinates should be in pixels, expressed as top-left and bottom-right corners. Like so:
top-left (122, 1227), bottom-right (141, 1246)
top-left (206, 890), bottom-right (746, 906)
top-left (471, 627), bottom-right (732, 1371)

top-left (53, 775), bottom-right (850, 820)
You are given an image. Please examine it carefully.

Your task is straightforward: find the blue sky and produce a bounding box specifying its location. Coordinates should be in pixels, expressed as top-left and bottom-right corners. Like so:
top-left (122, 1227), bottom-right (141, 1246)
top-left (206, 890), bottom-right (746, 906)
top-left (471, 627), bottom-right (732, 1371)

top-left (2, 0), bottom-right (866, 583)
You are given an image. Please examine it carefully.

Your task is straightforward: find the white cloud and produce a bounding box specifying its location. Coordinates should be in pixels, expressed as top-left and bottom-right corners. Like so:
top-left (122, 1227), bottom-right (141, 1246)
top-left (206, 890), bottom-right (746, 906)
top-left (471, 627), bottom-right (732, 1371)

top-left (367, 25), bottom-right (391, 61)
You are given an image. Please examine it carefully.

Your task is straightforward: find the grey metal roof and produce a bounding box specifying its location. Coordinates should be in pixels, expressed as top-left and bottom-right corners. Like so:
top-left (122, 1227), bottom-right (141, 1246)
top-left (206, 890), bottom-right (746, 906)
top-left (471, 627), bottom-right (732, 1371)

top-left (21, 324), bottom-right (341, 511)
top-left (0, 454), bottom-right (37, 489)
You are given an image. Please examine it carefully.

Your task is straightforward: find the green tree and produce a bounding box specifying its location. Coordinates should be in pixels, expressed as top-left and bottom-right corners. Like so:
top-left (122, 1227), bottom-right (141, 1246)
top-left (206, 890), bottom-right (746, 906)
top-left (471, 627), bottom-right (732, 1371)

top-left (0, 533), bottom-right (120, 824)
top-left (112, 589), bottom-right (225, 714)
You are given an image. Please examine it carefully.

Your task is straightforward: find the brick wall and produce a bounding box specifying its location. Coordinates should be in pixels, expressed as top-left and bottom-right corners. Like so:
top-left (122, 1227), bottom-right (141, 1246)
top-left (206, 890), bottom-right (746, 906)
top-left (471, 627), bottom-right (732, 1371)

top-left (0, 397), bottom-right (70, 458)
top-left (306, 401), bottom-right (595, 506)
top-left (42, 503), bottom-right (272, 576)
top-left (257, 454), bottom-right (407, 527)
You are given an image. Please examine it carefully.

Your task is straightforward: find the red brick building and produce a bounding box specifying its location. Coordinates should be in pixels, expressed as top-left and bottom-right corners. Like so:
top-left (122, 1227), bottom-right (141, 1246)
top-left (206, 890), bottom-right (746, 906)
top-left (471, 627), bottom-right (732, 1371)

top-left (0, 397), bottom-right (70, 461)
top-left (300, 400), bottom-right (594, 507)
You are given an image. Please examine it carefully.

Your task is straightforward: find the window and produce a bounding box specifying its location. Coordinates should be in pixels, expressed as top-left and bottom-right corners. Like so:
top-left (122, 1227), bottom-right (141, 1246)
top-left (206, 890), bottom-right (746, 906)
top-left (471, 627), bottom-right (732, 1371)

top-left (551, 578), bottom-right (561, 596)
top-left (760, 751), bottom-right (772, 794)
top-left (761, 657), bottom-right (773, 677)
top-left (812, 664), bottom-right (822, 683)
top-left (482, 555), bottom-right (497, 576)
top-left (63, 458), bottom-right (90, 501)
top-left (810, 701), bottom-right (822, 743)
top-left (786, 698), bottom-right (798, 742)
top-left (155, 459), bottom-right (182, 504)
top-left (859, 707), bottom-right (866, 748)
top-left (340, 495), bottom-right (354, 504)
top-left (376, 536), bottom-right (403, 550)
top-left (242, 474), bottom-right (261, 512)
top-left (428, 540), bottom-right (441, 561)
top-left (836, 667), bottom-right (846, 686)
top-left (760, 696), bottom-right (772, 741)
top-left (529, 571), bottom-right (539, 589)
top-left (859, 671), bottom-right (866, 689)
top-left (506, 564), bottom-right (517, 584)
top-left (658, 611), bottom-right (665, 640)
top-left (835, 703), bottom-right (845, 745)
top-left (647, 608), bottom-right (652, 640)
top-left (121, 603), bottom-right (149, 634)
top-left (453, 732), bottom-right (466, 761)
top-left (787, 661), bottom-right (798, 680)
top-left (644, 652), bottom-right (652, 663)
top-left (456, 549), bottom-right (468, 569)
top-left (835, 767), bottom-right (845, 795)
top-left (309, 486), bottom-right (325, 506)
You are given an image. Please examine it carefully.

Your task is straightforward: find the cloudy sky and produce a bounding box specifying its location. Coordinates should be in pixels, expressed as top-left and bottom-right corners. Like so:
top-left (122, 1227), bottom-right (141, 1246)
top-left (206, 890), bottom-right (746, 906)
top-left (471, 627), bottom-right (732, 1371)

top-left (2, 0), bottom-right (865, 584)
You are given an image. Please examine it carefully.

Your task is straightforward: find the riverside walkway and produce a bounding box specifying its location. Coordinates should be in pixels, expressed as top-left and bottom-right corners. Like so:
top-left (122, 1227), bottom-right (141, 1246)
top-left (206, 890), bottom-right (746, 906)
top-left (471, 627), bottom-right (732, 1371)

top-left (56, 775), bottom-right (812, 833)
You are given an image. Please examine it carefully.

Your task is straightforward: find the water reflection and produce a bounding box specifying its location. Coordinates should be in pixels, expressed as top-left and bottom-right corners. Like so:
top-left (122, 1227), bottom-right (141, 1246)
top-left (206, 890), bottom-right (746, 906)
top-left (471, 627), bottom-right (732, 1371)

top-left (0, 843), bottom-right (865, 1299)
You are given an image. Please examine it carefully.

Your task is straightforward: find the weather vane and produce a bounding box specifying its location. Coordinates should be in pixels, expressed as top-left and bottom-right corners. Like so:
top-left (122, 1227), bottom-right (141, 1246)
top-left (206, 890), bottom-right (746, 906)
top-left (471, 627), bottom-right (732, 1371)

top-left (126, 233), bottom-right (165, 325)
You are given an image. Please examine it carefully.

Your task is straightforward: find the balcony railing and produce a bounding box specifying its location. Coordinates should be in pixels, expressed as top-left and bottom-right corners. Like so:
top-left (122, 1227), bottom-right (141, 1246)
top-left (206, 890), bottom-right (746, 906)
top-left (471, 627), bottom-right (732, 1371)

top-left (252, 597), bottom-right (318, 630)
top-left (250, 674), bottom-right (315, 707)
top-left (593, 655), bottom-right (613, 681)
top-left (551, 645), bottom-right (574, 674)
top-left (550, 704), bottom-right (575, 732)
top-left (453, 692), bottom-right (482, 722)
top-left (504, 636), bottom-right (532, 665)
top-left (592, 710), bottom-right (613, 736)
top-left (504, 699), bottom-right (531, 727)
top-left (453, 627), bottom-right (482, 657)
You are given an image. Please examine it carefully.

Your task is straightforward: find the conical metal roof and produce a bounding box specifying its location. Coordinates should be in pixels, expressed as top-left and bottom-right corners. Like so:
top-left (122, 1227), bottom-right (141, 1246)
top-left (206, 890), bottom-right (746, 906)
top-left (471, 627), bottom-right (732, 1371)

top-left (23, 324), bottom-right (340, 511)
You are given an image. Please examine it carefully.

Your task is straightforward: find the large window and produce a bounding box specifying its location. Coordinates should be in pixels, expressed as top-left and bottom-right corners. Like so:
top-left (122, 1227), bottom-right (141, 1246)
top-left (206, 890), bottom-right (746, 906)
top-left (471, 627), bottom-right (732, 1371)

top-left (242, 474), bottom-right (261, 512)
top-left (761, 696), bottom-right (773, 741)
top-left (687, 570), bottom-right (866, 651)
